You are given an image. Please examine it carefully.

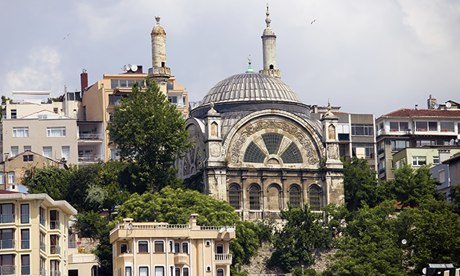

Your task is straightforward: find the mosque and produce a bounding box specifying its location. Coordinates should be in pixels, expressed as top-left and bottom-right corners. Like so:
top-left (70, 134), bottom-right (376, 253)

top-left (156, 7), bottom-right (346, 220)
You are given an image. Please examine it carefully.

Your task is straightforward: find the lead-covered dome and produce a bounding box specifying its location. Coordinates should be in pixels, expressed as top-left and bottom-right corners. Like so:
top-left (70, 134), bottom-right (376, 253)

top-left (201, 73), bottom-right (300, 105)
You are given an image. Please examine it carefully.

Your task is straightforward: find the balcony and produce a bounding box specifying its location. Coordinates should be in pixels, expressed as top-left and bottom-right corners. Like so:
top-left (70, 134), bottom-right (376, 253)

top-left (0, 265), bottom-right (15, 275)
top-left (78, 155), bottom-right (101, 163)
top-left (215, 253), bottom-right (232, 264)
top-left (79, 133), bottom-right (102, 140)
top-left (0, 240), bottom-right (14, 249)
top-left (174, 253), bottom-right (188, 265)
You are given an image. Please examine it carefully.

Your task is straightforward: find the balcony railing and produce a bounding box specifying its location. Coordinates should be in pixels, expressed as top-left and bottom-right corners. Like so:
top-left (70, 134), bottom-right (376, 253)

top-left (79, 133), bottom-right (103, 140)
top-left (50, 220), bottom-right (60, 230)
top-left (0, 215), bottom-right (14, 224)
top-left (0, 239), bottom-right (14, 249)
top-left (0, 265), bottom-right (15, 275)
top-left (215, 253), bottom-right (232, 263)
top-left (50, 245), bottom-right (61, 254)
top-left (78, 155), bottom-right (101, 162)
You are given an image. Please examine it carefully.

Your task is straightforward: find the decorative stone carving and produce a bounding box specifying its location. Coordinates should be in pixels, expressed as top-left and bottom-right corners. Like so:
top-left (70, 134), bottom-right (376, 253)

top-left (229, 118), bottom-right (320, 165)
top-left (327, 144), bottom-right (339, 160)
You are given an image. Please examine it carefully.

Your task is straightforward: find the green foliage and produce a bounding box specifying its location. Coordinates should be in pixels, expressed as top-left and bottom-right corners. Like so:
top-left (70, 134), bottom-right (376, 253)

top-left (75, 211), bottom-right (106, 239)
top-left (94, 222), bottom-right (114, 276)
top-left (108, 80), bottom-right (190, 192)
top-left (385, 165), bottom-right (441, 208)
top-left (23, 166), bottom-right (74, 200)
top-left (449, 185), bottom-right (460, 214)
top-left (291, 267), bottom-right (318, 276)
top-left (344, 157), bottom-right (382, 211)
top-left (231, 220), bottom-right (261, 265)
top-left (269, 205), bottom-right (331, 272)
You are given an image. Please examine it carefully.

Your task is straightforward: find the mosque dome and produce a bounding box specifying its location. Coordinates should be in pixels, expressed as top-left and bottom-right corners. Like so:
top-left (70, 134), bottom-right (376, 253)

top-left (201, 72), bottom-right (301, 105)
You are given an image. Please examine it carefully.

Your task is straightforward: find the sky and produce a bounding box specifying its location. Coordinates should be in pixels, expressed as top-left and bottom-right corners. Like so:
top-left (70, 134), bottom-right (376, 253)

top-left (1, 0), bottom-right (459, 117)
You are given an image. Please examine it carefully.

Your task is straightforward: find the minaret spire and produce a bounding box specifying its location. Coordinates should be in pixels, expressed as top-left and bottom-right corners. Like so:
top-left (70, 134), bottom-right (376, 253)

top-left (259, 4), bottom-right (281, 78)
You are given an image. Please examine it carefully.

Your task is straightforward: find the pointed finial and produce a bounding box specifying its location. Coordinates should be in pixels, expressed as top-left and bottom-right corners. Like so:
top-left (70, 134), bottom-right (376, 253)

top-left (155, 16), bottom-right (161, 24)
top-left (265, 4), bottom-right (271, 28)
top-left (327, 99), bottom-right (331, 111)
top-left (246, 55), bottom-right (254, 73)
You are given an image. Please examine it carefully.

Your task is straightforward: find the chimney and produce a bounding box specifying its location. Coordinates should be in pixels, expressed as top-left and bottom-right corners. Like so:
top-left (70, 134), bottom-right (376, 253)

top-left (189, 214), bottom-right (199, 229)
top-left (80, 69), bottom-right (88, 92)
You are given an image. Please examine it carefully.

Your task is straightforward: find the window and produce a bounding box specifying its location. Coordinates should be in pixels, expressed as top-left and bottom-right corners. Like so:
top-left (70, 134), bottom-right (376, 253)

top-left (154, 266), bottom-right (164, 276)
top-left (183, 267), bottom-right (189, 276)
top-left (0, 254), bottom-right (14, 274)
top-left (50, 234), bottom-right (60, 254)
top-left (415, 121), bottom-right (428, 132)
top-left (280, 142), bottom-right (303, 163)
top-left (0, 173), bottom-right (3, 186)
top-left (154, 240), bottom-right (164, 253)
top-left (228, 184), bottom-right (241, 209)
top-left (217, 269), bottom-right (224, 276)
top-left (309, 185), bottom-right (322, 211)
top-left (249, 184), bottom-right (261, 210)
top-left (0, 229), bottom-right (14, 249)
top-left (10, 109), bottom-right (17, 119)
top-left (39, 207), bottom-right (45, 226)
top-left (244, 142), bottom-right (265, 163)
top-left (289, 185), bottom-right (302, 208)
top-left (61, 146), bottom-right (70, 160)
top-left (10, 146), bottom-right (19, 157)
top-left (216, 244), bottom-right (224, 254)
top-left (433, 156), bottom-right (440, 165)
top-left (50, 210), bottom-right (60, 229)
top-left (412, 156), bottom-right (427, 166)
top-left (168, 96), bottom-right (178, 103)
top-left (352, 144), bottom-right (374, 158)
top-left (23, 154), bottom-right (33, 162)
top-left (0, 204), bottom-right (14, 223)
top-left (390, 140), bottom-right (409, 152)
top-left (7, 172), bottom-right (15, 185)
top-left (120, 243), bottom-right (128, 254)
top-left (428, 121), bottom-right (438, 131)
top-left (43, 146), bottom-right (52, 158)
top-left (23, 145), bottom-right (31, 152)
top-left (138, 241), bottom-right (148, 253)
top-left (21, 254), bottom-right (30, 275)
top-left (13, 127), bottom-right (29, 137)
top-left (21, 229), bottom-right (30, 249)
top-left (175, 268), bottom-right (181, 276)
top-left (182, 242), bottom-right (189, 254)
top-left (439, 170), bottom-right (446, 183)
top-left (262, 133), bottom-right (283, 154)
top-left (50, 260), bottom-right (60, 275)
top-left (440, 122), bottom-right (455, 132)
top-left (125, 267), bottom-right (132, 276)
top-left (174, 242), bottom-right (180, 253)
top-left (351, 124), bottom-right (374, 136)
top-left (47, 127), bottom-right (66, 137)
top-left (389, 122), bottom-right (408, 132)
top-left (20, 204), bottom-right (29, 224)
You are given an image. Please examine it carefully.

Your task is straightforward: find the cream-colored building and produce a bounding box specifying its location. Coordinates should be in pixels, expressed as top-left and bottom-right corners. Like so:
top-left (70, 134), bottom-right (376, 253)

top-left (110, 214), bottom-right (235, 276)
top-left (0, 191), bottom-right (99, 276)
top-left (81, 17), bottom-right (189, 162)
top-left (0, 191), bottom-right (75, 275)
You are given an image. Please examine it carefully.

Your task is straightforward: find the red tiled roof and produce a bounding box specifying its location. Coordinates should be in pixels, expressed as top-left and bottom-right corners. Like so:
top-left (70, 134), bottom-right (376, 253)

top-left (382, 108), bottom-right (460, 118)
top-left (0, 190), bottom-right (21, 194)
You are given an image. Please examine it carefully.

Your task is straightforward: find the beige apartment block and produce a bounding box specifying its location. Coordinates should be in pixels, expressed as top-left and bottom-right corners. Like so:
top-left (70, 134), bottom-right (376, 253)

top-left (0, 191), bottom-right (75, 275)
top-left (110, 214), bottom-right (235, 276)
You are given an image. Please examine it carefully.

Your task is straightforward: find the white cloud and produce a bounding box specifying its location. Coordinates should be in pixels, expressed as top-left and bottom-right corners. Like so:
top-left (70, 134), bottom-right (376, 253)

top-left (1, 47), bottom-right (64, 97)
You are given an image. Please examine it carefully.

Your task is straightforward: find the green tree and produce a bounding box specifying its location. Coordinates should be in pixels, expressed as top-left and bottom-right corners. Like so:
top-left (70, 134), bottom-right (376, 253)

top-left (344, 157), bottom-right (382, 211)
top-left (385, 165), bottom-right (440, 208)
top-left (325, 201), bottom-right (405, 276)
top-left (108, 80), bottom-right (190, 192)
top-left (449, 185), bottom-right (460, 214)
top-left (75, 211), bottom-right (106, 239)
top-left (23, 166), bottom-right (74, 200)
top-left (268, 205), bottom-right (331, 272)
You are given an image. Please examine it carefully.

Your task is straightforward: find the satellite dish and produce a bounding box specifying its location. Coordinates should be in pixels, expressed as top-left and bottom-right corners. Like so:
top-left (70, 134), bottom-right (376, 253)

top-left (401, 239), bottom-right (407, 245)
top-left (127, 64), bottom-right (132, 71)
top-left (226, 227), bottom-right (235, 233)
top-left (446, 102), bottom-right (452, 108)
top-left (131, 64), bottom-right (138, 72)
top-left (123, 65), bottom-right (129, 72)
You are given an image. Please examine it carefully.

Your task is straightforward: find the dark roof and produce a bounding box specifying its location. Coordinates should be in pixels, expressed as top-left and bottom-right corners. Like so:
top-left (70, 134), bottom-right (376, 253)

top-left (0, 190), bottom-right (21, 194)
top-left (382, 108), bottom-right (460, 118)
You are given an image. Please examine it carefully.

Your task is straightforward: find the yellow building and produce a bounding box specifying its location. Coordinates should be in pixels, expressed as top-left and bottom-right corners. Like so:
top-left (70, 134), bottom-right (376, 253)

top-left (110, 214), bottom-right (235, 276)
top-left (0, 191), bottom-right (98, 276)
top-left (81, 17), bottom-right (189, 162)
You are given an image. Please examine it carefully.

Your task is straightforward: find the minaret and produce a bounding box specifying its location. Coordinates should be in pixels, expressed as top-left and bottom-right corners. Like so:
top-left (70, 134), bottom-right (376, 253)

top-left (259, 5), bottom-right (281, 78)
top-left (150, 16), bottom-right (171, 79)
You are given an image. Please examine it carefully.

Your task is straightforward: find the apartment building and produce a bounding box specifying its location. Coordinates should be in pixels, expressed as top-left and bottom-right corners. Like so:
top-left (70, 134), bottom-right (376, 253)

top-left (311, 105), bottom-right (377, 170)
top-left (376, 105), bottom-right (460, 180)
top-left (0, 191), bottom-right (76, 275)
top-left (431, 152), bottom-right (460, 200)
top-left (110, 214), bottom-right (235, 276)
top-left (81, 17), bottom-right (189, 162)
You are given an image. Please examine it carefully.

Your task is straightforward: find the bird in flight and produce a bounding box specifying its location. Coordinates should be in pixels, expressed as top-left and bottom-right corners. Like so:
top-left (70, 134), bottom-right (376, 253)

top-left (63, 33), bottom-right (71, 40)
top-left (310, 19), bottom-right (317, 24)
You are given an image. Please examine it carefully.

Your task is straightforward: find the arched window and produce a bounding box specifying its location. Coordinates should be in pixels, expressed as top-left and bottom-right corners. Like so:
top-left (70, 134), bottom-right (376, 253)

top-left (289, 184), bottom-right (302, 208)
top-left (249, 184), bottom-right (261, 210)
top-left (244, 142), bottom-right (265, 163)
top-left (217, 269), bottom-right (224, 276)
top-left (280, 142), bottom-right (303, 163)
top-left (309, 185), bottom-right (322, 211)
top-left (228, 184), bottom-right (241, 210)
top-left (267, 184), bottom-right (282, 210)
